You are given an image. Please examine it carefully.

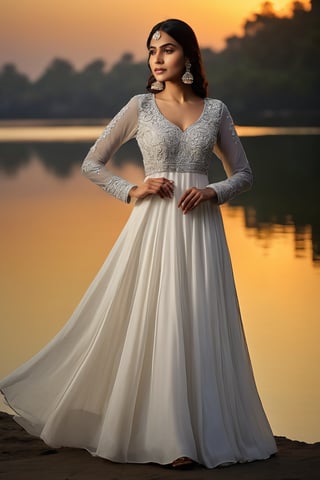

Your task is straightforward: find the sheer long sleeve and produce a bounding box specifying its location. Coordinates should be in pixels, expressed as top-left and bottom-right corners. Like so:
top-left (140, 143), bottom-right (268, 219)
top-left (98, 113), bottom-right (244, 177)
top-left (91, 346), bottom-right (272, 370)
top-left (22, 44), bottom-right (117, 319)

top-left (81, 96), bottom-right (139, 203)
top-left (207, 103), bottom-right (253, 204)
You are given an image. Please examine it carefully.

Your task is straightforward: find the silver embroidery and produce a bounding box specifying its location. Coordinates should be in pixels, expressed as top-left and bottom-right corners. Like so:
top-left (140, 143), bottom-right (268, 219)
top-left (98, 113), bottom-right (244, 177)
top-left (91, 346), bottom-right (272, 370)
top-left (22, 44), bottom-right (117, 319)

top-left (91, 103), bottom-right (130, 153)
top-left (81, 161), bottom-right (102, 175)
top-left (225, 109), bottom-right (241, 145)
top-left (136, 95), bottom-right (223, 176)
top-left (81, 93), bottom-right (251, 204)
top-left (102, 175), bottom-right (134, 203)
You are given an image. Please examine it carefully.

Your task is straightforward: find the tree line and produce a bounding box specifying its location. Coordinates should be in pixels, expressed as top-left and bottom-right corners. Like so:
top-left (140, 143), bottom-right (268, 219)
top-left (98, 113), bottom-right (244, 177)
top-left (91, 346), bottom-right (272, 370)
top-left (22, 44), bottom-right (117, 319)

top-left (0, 1), bottom-right (319, 125)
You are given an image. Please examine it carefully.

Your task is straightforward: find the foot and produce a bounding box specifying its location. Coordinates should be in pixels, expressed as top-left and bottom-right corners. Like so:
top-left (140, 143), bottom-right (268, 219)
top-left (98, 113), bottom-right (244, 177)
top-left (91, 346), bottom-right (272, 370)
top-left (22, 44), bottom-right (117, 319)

top-left (171, 457), bottom-right (194, 469)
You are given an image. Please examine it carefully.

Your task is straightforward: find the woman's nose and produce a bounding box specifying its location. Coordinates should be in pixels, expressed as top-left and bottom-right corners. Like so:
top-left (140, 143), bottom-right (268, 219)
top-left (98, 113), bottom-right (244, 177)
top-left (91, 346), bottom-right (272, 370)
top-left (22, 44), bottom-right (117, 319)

top-left (155, 52), bottom-right (164, 63)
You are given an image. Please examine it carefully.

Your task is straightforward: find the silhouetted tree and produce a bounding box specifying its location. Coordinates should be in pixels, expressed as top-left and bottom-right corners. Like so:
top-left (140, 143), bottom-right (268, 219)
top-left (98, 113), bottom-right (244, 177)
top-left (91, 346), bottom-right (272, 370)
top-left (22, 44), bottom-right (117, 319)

top-left (0, 1), bottom-right (319, 123)
top-left (0, 64), bottom-right (31, 117)
top-left (205, 0), bottom-right (320, 123)
top-left (73, 59), bottom-right (107, 117)
top-left (31, 59), bottom-right (77, 117)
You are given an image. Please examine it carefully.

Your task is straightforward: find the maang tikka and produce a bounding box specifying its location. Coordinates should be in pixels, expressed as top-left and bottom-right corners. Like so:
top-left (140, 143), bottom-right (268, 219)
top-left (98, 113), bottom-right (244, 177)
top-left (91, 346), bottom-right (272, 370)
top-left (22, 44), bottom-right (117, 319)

top-left (152, 30), bottom-right (161, 40)
top-left (182, 59), bottom-right (194, 85)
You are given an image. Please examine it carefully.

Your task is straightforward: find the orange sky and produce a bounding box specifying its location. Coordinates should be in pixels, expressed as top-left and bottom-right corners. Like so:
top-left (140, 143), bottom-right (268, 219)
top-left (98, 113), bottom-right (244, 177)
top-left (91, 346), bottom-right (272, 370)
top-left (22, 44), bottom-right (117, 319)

top-left (0, 0), bottom-right (311, 79)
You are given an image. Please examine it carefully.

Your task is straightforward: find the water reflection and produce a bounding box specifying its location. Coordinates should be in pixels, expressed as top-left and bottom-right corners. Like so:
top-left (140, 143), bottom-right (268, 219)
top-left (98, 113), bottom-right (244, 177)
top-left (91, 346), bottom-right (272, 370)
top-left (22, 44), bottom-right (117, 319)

top-left (0, 142), bottom-right (88, 178)
top-left (0, 135), bottom-right (319, 265)
top-left (235, 136), bottom-right (320, 265)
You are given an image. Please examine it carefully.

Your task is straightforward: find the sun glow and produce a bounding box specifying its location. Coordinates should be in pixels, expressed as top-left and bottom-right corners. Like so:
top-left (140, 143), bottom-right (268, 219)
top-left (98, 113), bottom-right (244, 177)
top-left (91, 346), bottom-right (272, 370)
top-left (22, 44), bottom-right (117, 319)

top-left (0, 0), bottom-right (312, 79)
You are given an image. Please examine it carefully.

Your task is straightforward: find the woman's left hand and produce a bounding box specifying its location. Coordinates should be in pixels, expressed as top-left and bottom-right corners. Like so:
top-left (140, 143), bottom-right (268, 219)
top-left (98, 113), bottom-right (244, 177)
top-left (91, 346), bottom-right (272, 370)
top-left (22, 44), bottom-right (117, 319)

top-left (178, 187), bottom-right (217, 214)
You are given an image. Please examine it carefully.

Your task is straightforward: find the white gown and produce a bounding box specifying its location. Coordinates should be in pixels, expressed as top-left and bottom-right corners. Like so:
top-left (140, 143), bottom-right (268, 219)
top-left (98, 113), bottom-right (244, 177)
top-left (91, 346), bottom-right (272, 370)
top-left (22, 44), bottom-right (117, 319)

top-left (0, 94), bottom-right (277, 468)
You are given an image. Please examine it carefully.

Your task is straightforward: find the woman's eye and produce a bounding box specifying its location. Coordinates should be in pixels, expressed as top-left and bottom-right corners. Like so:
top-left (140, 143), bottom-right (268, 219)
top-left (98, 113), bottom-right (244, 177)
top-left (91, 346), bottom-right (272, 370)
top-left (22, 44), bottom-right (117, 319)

top-left (165, 49), bottom-right (174, 54)
top-left (149, 50), bottom-right (156, 56)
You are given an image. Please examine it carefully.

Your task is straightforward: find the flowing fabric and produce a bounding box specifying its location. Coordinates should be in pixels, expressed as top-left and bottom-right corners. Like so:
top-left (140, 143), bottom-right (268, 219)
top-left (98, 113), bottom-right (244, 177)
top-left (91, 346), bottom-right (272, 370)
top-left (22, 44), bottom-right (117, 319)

top-left (0, 94), bottom-right (277, 468)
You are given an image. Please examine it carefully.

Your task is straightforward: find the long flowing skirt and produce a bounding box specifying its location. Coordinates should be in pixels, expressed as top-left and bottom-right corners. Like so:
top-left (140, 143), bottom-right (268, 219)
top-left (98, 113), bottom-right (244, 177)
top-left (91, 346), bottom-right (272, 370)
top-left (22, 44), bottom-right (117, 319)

top-left (0, 172), bottom-right (277, 468)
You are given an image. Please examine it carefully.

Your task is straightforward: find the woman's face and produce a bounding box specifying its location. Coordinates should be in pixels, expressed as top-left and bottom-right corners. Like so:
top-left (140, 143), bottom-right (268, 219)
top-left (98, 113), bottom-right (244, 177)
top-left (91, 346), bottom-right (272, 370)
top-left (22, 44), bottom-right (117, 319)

top-left (148, 31), bottom-right (185, 84)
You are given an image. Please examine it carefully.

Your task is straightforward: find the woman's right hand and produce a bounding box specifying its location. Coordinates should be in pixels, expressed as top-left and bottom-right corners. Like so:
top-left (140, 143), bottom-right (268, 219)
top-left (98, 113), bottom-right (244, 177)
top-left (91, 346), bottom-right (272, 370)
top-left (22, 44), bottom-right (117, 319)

top-left (129, 177), bottom-right (174, 200)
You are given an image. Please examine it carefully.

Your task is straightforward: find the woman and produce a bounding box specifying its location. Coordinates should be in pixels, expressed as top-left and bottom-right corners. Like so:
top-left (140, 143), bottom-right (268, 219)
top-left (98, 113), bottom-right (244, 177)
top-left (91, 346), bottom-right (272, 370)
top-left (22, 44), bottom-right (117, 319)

top-left (0, 19), bottom-right (277, 469)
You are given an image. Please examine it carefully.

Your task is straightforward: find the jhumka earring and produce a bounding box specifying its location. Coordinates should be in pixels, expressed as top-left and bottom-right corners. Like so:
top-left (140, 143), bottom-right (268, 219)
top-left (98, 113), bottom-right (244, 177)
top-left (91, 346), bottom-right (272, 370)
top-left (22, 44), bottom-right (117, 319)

top-left (182, 59), bottom-right (194, 84)
top-left (151, 80), bottom-right (164, 91)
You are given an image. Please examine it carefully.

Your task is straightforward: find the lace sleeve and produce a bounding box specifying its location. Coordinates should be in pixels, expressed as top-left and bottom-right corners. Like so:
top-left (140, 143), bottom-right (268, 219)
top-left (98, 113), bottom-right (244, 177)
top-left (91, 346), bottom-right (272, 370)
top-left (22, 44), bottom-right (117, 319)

top-left (81, 96), bottom-right (139, 203)
top-left (207, 103), bottom-right (253, 204)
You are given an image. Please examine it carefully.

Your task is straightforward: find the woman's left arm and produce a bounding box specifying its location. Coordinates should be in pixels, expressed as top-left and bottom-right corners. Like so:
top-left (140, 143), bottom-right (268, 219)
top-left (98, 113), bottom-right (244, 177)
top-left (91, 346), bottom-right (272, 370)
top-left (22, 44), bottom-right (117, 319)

top-left (207, 103), bottom-right (253, 204)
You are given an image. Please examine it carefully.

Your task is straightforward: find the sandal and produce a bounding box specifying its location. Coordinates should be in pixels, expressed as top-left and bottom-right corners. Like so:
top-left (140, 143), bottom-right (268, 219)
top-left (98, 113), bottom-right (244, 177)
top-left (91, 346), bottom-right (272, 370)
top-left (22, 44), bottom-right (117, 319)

top-left (171, 456), bottom-right (194, 469)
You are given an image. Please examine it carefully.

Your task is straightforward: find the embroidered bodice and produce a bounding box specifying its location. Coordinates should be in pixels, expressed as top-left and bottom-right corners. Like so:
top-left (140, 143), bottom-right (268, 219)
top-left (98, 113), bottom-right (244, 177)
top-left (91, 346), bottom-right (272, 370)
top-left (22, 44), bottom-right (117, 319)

top-left (136, 95), bottom-right (221, 176)
top-left (81, 93), bottom-right (252, 204)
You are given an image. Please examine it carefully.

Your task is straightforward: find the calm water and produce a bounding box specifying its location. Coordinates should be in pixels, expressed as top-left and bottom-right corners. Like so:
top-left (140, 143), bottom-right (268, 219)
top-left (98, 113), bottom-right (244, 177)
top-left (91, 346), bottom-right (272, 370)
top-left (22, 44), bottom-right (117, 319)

top-left (0, 127), bottom-right (319, 443)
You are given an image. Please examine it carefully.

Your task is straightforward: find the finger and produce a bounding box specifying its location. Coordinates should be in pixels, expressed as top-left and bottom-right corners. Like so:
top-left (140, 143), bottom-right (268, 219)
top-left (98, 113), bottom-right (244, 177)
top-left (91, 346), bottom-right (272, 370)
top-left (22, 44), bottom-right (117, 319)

top-left (142, 178), bottom-right (175, 199)
top-left (178, 188), bottom-right (192, 207)
top-left (158, 179), bottom-right (174, 198)
top-left (144, 180), bottom-right (167, 197)
top-left (182, 192), bottom-right (201, 213)
top-left (180, 190), bottom-right (197, 210)
top-left (150, 182), bottom-right (171, 199)
top-left (162, 184), bottom-right (174, 198)
top-left (144, 182), bottom-right (165, 197)
top-left (178, 192), bottom-right (193, 210)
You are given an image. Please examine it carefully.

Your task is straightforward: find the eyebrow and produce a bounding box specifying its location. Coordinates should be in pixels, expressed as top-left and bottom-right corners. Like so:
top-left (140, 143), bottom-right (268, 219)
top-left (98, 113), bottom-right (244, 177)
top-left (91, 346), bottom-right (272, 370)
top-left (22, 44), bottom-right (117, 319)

top-left (149, 42), bottom-right (177, 50)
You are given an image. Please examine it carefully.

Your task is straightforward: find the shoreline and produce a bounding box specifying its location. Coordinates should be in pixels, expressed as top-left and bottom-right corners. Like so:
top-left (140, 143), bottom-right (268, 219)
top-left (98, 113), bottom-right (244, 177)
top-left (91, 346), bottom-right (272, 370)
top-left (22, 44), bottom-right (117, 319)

top-left (0, 121), bottom-right (319, 144)
top-left (1, 412), bottom-right (320, 480)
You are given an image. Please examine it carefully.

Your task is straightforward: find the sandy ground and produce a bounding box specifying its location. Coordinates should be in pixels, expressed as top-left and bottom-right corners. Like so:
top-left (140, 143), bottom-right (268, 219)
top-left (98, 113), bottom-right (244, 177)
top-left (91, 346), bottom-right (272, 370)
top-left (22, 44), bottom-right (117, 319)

top-left (0, 412), bottom-right (319, 480)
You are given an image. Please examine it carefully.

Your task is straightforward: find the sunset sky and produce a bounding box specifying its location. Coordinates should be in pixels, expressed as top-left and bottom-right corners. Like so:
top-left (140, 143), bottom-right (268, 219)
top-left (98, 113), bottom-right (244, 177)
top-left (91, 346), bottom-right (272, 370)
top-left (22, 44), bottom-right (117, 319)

top-left (1, 0), bottom-right (311, 79)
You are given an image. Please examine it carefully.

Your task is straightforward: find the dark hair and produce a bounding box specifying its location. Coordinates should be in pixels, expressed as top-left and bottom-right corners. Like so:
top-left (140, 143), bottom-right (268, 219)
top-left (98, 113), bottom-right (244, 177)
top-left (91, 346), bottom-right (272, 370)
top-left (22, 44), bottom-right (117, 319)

top-left (146, 19), bottom-right (208, 98)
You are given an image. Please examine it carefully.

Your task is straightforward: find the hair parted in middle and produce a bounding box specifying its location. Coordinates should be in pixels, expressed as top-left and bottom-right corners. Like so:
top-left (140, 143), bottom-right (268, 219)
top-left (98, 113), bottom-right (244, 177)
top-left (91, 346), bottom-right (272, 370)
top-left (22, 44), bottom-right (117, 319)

top-left (146, 19), bottom-right (208, 98)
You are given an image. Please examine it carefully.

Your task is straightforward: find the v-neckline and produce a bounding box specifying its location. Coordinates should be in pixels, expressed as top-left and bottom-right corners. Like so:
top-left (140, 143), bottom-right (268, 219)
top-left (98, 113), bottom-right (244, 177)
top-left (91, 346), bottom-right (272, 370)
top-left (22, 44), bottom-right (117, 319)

top-left (152, 95), bottom-right (207, 133)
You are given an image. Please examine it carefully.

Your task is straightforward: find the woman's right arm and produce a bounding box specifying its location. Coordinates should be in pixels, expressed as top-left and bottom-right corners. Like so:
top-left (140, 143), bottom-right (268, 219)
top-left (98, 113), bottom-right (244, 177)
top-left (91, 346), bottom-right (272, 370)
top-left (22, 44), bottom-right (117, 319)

top-left (81, 96), bottom-right (139, 203)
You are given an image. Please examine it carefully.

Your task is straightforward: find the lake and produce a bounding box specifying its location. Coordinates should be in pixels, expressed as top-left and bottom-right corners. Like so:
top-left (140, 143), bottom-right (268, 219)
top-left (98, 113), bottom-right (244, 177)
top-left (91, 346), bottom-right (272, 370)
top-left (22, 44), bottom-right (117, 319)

top-left (0, 125), bottom-right (319, 444)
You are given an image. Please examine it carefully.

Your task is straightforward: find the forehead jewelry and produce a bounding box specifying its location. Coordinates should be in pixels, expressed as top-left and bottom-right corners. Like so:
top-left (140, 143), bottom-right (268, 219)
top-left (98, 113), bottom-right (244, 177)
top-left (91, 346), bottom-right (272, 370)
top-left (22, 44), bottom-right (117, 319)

top-left (152, 30), bottom-right (161, 40)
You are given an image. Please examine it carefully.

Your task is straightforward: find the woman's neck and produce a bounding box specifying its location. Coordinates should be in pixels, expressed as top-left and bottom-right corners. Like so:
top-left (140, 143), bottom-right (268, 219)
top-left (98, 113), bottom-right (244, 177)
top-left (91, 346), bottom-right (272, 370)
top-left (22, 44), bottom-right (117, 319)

top-left (156, 82), bottom-right (199, 104)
